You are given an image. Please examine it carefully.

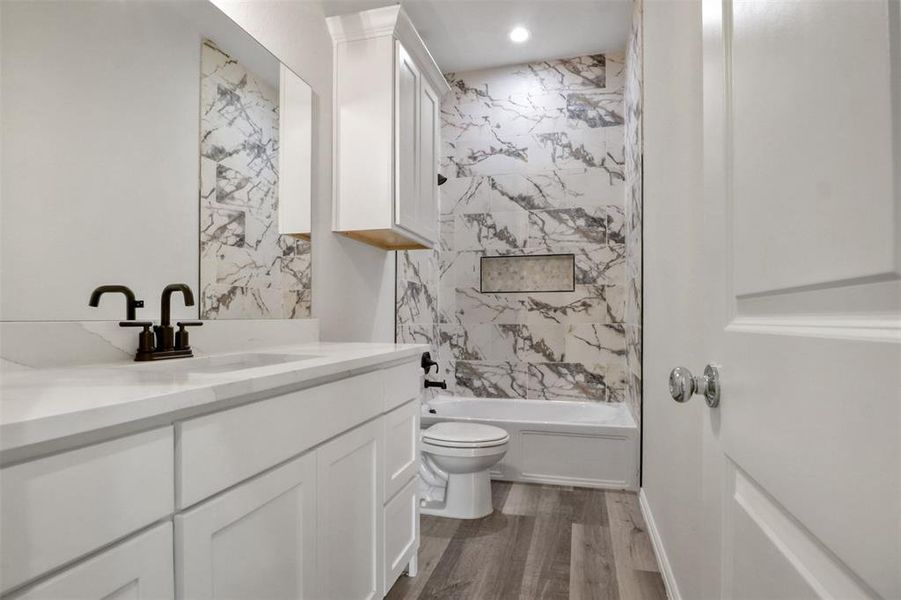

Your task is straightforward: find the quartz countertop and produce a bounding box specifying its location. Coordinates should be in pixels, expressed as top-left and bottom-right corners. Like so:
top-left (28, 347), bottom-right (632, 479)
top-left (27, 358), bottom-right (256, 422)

top-left (0, 342), bottom-right (427, 454)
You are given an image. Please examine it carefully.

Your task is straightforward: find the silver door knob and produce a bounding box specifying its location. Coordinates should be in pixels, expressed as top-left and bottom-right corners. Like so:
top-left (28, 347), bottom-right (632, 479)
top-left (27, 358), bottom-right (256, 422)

top-left (669, 364), bottom-right (721, 407)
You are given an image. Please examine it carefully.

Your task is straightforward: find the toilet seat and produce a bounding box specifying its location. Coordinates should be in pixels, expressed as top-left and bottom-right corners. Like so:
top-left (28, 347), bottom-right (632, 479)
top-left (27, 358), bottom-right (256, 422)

top-left (422, 422), bottom-right (510, 448)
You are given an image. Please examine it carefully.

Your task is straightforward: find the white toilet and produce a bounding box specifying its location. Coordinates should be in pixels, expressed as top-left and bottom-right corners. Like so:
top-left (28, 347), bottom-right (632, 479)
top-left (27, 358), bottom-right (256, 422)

top-left (420, 422), bottom-right (510, 519)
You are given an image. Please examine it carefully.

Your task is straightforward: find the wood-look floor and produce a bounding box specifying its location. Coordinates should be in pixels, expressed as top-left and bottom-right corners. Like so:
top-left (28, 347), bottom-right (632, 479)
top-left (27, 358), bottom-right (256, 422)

top-left (387, 482), bottom-right (667, 600)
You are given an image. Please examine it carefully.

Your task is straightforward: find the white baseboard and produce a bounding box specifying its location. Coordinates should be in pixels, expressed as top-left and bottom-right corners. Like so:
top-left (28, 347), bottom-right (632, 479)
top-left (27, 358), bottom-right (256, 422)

top-left (639, 488), bottom-right (682, 600)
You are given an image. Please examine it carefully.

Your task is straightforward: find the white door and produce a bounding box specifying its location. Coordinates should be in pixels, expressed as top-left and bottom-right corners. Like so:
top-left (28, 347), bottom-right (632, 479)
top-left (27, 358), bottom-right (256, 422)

top-left (417, 79), bottom-right (439, 244)
top-left (700, 1), bottom-right (900, 598)
top-left (175, 452), bottom-right (318, 599)
top-left (395, 42), bottom-right (421, 239)
top-left (317, 420), bottom-right (384, 600)
top-left (9, 523), bottom-right (173, 600)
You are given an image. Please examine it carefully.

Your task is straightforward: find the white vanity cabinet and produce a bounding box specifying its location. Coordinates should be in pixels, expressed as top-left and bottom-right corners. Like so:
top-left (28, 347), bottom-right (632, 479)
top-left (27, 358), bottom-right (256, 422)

top-left (1, 356), bottom-right (422, 600)
top-left (328, 6), bottom-right (449, 250)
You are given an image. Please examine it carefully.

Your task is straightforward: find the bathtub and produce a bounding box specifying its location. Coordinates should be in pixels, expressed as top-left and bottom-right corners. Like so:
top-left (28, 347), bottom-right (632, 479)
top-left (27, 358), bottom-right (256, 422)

top-left (421, 396), bottom-right (639, 490)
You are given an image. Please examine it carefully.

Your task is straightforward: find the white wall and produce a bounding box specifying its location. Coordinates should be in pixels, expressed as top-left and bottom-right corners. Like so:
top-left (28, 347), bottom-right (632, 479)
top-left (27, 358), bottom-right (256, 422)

top-left (641, 1), bottom-right (705, 598)
top-left (211, 0), bottom-right (397, 343)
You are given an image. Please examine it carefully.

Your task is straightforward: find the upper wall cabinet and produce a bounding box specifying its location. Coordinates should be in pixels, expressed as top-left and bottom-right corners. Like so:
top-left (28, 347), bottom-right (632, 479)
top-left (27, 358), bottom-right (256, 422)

top-left (327, 6), bottom-right (449, 250)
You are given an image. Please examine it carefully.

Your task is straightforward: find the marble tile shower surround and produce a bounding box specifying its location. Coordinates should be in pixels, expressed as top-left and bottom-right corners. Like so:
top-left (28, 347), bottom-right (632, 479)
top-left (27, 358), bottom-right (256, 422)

top-left (199, 40), bottom-right (312, 319)
top-left (624, 0), bottom-right (644, 422)
top-left (397, 50), bottom-right (642, 405)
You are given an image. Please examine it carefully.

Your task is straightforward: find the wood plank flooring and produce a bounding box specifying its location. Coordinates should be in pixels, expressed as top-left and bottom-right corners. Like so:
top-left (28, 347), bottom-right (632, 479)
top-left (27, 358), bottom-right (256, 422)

top-left (387, 482), bottom-right (667, 600)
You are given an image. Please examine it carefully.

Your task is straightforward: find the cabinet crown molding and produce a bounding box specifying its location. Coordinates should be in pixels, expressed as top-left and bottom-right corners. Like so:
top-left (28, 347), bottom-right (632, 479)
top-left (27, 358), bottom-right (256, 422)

top-left (326, 5), bottom-right (450, 96)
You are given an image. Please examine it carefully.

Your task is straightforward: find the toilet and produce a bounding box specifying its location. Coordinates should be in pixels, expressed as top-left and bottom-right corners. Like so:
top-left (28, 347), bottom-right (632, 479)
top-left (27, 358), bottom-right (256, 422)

top-left (420, 422), bottom-right (510, 519)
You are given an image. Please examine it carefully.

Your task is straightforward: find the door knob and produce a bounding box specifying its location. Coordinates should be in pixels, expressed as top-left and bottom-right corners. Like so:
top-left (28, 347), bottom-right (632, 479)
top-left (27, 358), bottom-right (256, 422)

top-left (669, 364), bottom-right (721, 407)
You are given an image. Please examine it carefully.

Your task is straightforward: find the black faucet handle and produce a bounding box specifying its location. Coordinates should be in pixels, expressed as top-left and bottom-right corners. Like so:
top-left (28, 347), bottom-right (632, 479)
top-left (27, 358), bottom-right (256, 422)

top-left (175, 321), bottom-right (203, 351)
top-left (424, 379), bottom-right (447, 390)
top-left (421, 351), bottom-right (439, 374)
top-left (119, 321), bottom-right (154, 354)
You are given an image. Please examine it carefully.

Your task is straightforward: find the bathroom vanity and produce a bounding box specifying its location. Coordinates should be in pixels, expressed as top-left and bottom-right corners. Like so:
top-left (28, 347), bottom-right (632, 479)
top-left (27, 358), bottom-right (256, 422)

top-left (0, 342), bottom-right (425, 599)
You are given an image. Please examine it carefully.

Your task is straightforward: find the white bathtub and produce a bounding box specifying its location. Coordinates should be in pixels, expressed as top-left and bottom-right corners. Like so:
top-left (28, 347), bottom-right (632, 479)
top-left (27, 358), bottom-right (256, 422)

top-left (421, 396), bottom-right (639, 490)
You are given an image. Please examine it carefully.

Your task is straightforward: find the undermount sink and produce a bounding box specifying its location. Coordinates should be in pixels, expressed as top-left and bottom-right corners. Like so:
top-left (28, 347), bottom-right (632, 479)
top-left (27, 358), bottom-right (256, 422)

top-left (136, 352), bottom-right (318, 375)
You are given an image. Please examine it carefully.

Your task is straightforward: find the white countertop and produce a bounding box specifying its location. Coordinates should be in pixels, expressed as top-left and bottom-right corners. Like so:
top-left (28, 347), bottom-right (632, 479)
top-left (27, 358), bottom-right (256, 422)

top-left (0, 342), bottom-right (427, 454)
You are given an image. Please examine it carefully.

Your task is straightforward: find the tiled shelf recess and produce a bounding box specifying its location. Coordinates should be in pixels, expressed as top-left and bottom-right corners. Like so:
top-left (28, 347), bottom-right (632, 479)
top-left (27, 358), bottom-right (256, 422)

top-left (480, 254), bottom-right (575, 293)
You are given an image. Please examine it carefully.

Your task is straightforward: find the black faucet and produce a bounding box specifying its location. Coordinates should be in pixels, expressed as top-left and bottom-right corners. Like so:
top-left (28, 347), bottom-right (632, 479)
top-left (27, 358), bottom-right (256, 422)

top-left (117, 283), bottom-right (202, 361)
top-left (421, 352), bottom-right (447, 389)
top-left (89, 285), bottom-right (144, 320)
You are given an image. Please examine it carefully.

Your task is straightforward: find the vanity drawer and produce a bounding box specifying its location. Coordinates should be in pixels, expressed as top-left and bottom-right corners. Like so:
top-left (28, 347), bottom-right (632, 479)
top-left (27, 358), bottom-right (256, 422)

top-left (0, 427), bottom-right (174, 593)
top-left (7, 522), bottom-right (174, 600)
top-left (383, 361), bottom-right (420, 412)
top-left (382, 477), bottom-right (418, 596)
top-left (383, 399), bottom-right (419, 500)
top-left (177, 370), bottom-right (383, 508)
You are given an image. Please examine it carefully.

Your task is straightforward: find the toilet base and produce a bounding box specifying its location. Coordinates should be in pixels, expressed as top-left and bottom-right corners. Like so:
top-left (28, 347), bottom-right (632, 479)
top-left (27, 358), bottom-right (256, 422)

top-left (420, 470), bottom-right (494, 519)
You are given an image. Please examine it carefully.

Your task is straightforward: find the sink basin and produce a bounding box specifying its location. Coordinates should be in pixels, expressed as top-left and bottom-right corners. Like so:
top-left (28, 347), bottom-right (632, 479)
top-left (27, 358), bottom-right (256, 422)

top-left (136, 353), bottom-right (318, 375)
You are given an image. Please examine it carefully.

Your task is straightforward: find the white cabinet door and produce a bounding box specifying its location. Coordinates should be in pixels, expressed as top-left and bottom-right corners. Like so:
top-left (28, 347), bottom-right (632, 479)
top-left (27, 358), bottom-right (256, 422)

top-left (417, 79), bottom-right (439, 243)
top-left (175, 452), bottom-right (318, 600)
top-left (10, 522), bottom-right (173, 600)
top-left (394, 41), bottom-right (421, 240)
top-left (317, 420), bottom-right (383, 600)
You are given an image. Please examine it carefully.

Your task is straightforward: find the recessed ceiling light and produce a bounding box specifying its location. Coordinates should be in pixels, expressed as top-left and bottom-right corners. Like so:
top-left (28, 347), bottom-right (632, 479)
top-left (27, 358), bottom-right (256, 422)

top-left (509, 26), bottom-right (530, 43)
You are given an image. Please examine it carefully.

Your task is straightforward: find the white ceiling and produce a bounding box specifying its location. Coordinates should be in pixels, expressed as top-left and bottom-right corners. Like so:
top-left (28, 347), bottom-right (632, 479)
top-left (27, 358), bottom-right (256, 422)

top-left (321, 0), bottom-right (632, 73)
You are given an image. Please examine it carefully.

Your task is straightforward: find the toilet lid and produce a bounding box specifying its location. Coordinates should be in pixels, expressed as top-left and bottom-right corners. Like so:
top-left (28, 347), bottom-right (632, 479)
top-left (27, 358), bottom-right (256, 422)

top-left (422, 422), bottom-right (509, 447)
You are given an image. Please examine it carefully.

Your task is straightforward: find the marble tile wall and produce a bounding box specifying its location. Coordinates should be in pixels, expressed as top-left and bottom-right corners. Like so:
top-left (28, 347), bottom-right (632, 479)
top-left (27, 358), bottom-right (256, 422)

top-left (624, 0), bottom-right (644, 422)
top-left (397, 48), bottom-right (642, 405)
top-left (199, 40), bottom-right (312, 319)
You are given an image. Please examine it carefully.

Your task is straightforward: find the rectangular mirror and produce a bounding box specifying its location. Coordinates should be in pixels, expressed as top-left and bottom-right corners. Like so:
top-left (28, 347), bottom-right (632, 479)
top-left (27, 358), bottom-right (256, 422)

top-left (0, 0), bottom-right (313, 322)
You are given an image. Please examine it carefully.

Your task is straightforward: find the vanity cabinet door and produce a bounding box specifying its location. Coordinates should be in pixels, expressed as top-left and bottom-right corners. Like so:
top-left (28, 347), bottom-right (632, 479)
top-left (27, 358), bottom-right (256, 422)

top-left (175, 452), bottom-right (318, 600)
top-left (8, 523), bottom-right (173, 600)
top-left (394, 41), bottom-right (421, 240)
top-left (317, 419), bottom-right (384, 600)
